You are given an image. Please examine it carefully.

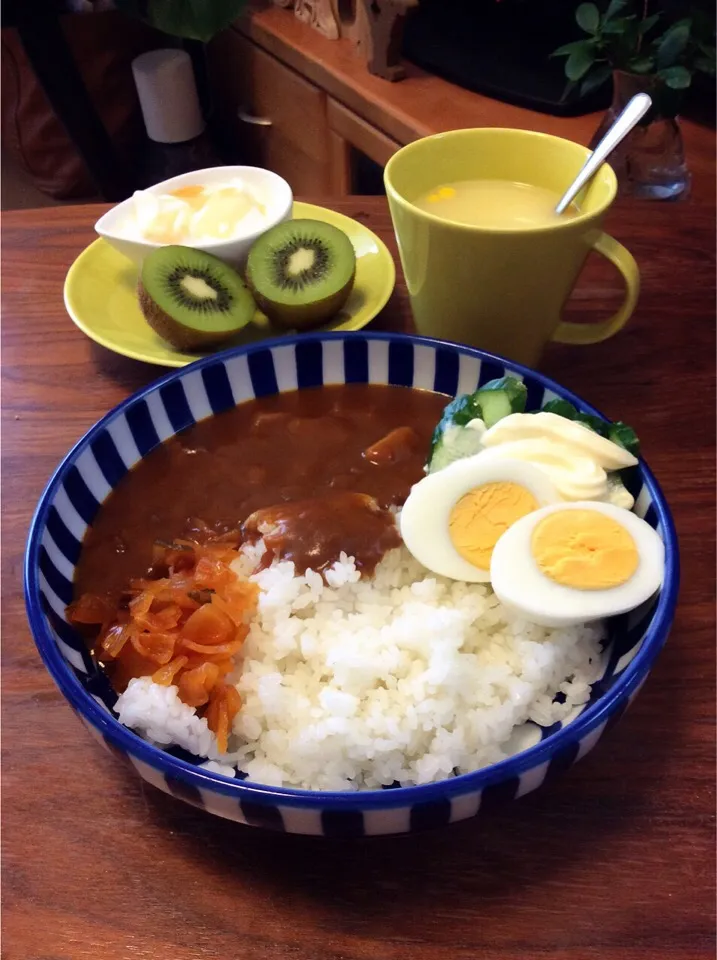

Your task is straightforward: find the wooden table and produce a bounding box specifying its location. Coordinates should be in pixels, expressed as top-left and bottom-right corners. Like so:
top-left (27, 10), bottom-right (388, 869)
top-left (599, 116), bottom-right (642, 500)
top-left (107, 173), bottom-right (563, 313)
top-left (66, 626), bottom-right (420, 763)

top-left (2, 197), bottom-right (715, 960)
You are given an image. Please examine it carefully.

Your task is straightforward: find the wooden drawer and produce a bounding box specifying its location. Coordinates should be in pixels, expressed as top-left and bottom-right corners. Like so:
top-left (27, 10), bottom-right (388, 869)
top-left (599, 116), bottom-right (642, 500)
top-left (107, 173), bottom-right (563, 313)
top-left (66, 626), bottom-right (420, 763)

top-left (210, 31), bottom-right (332, 193)
top-left (209, 32), bottom-right (404, 196)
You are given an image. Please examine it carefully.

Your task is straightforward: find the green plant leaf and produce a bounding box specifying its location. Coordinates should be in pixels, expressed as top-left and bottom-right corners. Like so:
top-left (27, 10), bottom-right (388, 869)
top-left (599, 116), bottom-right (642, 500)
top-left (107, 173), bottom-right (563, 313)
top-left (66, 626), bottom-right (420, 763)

top-left (604, 0), bottom-right (627, 22)
top-left (695, 53), bottom-right (716, 76)
top-left (601, 16), bottom-right (637, 35)
top-left (576, 3), bottom-right (600, 35)
top-left (691, 8), bottom-right (716, 44)
top-left (551, 39), bottom-right (596, 57)
top-left (627, 55), bottom-right (656, 73)
top-left (658, 64), bottom-right (693, 88)
top-left (566, 45), bottom-right (597, 79)
top-left (655, 20), bottom-right (692, 70)
top-left (115, 0), bottom-right (249, 41)
top-left (637, 13), bottom-right (661, 35)
top-left (579, 62), bottom-right (612, 95)
top-left (559, 79), bottom-right (579, 103)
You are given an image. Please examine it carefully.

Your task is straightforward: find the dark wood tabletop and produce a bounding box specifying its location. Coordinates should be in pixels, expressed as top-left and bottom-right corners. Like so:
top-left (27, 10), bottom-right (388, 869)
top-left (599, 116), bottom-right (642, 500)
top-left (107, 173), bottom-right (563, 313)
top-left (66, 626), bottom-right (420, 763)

top-left (2, 197), bottom-right (715, 960)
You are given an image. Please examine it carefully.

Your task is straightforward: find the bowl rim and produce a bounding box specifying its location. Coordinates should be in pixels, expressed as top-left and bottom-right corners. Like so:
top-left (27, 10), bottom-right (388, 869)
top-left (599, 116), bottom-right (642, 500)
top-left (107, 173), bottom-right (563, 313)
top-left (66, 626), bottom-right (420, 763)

top-left (94, 165), bottom-right (294, 253)
top-left (24, 331), bottom-right (680, 808)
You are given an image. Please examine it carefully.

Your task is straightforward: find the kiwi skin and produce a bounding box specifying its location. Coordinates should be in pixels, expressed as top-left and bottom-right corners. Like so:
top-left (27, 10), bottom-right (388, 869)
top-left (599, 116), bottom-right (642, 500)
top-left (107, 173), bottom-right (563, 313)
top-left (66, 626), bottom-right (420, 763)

top-left (246, 268), bottom-right (356, 330)
top-left (137, 279), bottom-right (247, 352)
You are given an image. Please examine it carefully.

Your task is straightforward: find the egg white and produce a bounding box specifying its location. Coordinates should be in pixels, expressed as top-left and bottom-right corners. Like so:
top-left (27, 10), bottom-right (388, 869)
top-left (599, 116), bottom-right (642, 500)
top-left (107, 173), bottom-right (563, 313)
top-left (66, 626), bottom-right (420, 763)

top-left (400, 457), bottom-right (561, 582)
top-left (490, 500), bottom-right (665, 627)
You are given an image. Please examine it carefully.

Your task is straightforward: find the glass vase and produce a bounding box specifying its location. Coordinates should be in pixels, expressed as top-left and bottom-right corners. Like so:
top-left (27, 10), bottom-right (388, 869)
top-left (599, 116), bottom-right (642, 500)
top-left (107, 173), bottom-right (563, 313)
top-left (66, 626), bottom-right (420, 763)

top-left (590, 70), bottom-right (691, 201)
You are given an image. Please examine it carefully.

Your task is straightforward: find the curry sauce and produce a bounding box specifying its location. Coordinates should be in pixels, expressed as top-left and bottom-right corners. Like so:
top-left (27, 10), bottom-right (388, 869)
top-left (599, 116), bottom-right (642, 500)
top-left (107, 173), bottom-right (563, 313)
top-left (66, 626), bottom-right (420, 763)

top-left (74, 384), bottom-right (448, 601)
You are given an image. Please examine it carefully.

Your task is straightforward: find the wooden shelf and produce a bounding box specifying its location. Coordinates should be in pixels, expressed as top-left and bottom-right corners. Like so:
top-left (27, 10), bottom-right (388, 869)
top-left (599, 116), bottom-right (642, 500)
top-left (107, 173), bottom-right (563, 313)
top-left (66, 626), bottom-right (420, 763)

top-left (226, 4), bottom-right (713, 201)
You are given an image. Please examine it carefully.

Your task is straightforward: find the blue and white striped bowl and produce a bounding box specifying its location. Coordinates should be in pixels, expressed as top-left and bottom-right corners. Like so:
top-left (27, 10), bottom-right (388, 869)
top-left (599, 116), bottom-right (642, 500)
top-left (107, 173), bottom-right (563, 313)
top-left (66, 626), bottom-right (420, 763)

top-left (25, 332), bottom-right (679, 836)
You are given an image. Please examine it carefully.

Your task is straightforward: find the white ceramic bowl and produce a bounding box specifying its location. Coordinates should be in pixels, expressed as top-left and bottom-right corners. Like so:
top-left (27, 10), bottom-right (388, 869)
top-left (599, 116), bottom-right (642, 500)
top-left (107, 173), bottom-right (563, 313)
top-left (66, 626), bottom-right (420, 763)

top-left (94, 165), bottom-right (293, 268)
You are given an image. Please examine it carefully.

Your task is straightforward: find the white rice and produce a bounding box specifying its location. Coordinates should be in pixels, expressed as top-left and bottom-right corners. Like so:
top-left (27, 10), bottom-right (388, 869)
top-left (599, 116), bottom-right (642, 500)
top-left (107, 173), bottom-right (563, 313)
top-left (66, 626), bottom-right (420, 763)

top-left (114, 541), bottom-right (603, 791)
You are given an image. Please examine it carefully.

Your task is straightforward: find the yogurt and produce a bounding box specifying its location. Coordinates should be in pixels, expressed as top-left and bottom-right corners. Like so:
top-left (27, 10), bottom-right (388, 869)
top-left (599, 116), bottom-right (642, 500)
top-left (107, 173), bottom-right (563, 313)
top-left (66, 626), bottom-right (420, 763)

top-left (130, 178), bottom-right (271, 245)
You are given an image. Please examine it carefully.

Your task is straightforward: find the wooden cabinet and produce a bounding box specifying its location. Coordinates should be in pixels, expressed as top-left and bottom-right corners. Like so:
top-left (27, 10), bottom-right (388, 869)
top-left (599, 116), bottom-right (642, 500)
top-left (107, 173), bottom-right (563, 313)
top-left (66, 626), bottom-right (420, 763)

top-left (210, 6), bottom-right (712, 202)
top-left (326, 98), bottom-right (401, 193)
top-left (210, 31), bottom-right (333, 193)
top-left (209, 29), bottom-right (401, 195)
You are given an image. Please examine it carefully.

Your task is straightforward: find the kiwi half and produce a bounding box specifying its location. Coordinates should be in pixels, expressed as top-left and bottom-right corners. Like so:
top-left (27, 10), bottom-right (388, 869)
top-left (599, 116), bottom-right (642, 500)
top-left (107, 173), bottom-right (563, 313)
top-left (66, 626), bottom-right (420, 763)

top-left (246, 219), bottom-right (356, 329)
top-left (138, 245), bottom-right (255, 351)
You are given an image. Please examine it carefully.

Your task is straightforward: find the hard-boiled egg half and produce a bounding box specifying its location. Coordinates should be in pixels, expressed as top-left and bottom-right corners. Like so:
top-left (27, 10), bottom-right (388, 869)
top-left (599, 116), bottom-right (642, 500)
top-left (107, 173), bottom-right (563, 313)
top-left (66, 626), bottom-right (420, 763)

top-left (399, 457), bottom-right (561, 582)
top-left (490, 501), bottom-right (664, 627)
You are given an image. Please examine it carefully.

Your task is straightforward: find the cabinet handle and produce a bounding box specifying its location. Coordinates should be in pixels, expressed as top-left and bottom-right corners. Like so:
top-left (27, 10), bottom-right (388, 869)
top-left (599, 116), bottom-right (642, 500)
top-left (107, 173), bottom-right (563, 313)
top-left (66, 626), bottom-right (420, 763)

top-left (238, 109), bottom-right (273, 127)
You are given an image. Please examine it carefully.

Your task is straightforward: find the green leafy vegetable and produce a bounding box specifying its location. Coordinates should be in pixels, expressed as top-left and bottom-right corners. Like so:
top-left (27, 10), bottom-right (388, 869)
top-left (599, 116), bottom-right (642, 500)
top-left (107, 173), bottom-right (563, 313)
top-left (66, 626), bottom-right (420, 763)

top-left (427, 376), bottom-right (527, 470)
top-left (427, 379), bottom-right (640, 473)
top-left (477, 376), bottom-right (528, 411)
top-left (541, 398), bottom-right (579, 420)
top-left (577, 413), bottom-right (611, 437)
top-left (427, 394), bottom-right (481, 470)
top-left (608, 422), bottom-right (640, 457)
top-left (541, 398), bottom-right (640, 455)
top-left (545, 400), bottom-right (608, 437)
top-left (434, 394), bottom-right (482, 434)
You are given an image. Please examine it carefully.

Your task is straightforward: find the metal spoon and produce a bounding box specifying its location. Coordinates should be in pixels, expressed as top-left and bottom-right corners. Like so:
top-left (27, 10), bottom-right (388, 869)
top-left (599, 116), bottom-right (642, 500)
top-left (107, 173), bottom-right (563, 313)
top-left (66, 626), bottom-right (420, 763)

top-left (555, 92), bottom-right (652, 215)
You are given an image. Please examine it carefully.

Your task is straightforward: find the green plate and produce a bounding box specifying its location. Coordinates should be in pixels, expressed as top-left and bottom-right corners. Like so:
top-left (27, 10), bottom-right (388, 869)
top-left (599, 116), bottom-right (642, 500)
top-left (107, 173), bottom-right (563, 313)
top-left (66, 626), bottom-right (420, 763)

top-left (64, 201), bottom-right (396, 367)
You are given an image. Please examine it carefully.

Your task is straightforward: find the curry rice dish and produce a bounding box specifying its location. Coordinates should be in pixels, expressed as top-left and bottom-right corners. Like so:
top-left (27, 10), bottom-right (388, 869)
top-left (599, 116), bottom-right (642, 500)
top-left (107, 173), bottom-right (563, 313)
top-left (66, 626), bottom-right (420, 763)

top-left (68, 382), bottom-right (662, 791)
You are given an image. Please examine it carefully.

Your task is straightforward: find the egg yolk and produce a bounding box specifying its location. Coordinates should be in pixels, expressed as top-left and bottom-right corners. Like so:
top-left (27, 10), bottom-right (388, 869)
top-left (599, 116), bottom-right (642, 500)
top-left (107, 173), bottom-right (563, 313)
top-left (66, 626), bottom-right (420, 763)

top-left (531, 509), bottom-right (638, 590)
top-left (449, 482), bottom-right (538, 570)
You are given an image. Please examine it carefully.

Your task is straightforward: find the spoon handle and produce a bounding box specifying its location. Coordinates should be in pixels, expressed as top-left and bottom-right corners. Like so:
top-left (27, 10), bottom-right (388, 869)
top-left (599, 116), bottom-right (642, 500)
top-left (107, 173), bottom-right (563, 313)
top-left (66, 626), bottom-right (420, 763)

top-left (555, 92), bottom-right (652, 214)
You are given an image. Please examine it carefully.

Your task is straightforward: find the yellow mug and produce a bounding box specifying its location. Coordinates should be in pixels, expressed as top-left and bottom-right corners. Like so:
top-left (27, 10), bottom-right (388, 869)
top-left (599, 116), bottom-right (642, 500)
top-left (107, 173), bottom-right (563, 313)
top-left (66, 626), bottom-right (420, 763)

top-left (384, 128), bottom-right (640, 368)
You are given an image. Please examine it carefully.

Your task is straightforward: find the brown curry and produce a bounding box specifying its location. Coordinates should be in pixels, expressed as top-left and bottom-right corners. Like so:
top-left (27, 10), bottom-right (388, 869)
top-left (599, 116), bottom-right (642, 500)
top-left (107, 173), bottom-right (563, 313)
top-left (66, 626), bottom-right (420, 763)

top-left (75, 384), bottom-right (448, 601)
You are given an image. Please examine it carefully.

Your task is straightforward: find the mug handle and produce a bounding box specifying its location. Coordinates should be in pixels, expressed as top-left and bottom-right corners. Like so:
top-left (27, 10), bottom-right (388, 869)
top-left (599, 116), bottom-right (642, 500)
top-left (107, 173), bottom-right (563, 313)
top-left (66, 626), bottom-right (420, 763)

top-left (552, 232), bottom-right (640, 345)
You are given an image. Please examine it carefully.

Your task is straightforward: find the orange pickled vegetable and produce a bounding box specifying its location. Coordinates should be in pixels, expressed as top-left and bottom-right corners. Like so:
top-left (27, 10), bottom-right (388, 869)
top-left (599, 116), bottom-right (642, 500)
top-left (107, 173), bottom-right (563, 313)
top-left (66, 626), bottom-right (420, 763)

top-left (152, 655), bottom-right (188, 686)
top-left (137, 604), bottom-right (183, 633)
top-left (99, 622), bottom-right (133, 659)
top-left (131, 630), bottom-right (176, 665)
top-left (129, 590), bottom-right (154, 619)
top-left (210, 658), bottom-right (235, 678)
top-left (68, 536), bottom-right (259, 752)
top-left (111, 643), bottom-right (159, 691)
top-left (179, 637), bottom-right (245, 658)
top-left (178, 662), bottom-right (220, 707)
top-left (205, 683), bottom-right (242, 753)
top-left (68, 593), bottom-right (114, 626)
top-left (180, 603), bottom-right (234, 647)
top-left (69, 537), bottom-right (258, 742)
top-left (193, 555), bottom-right (235, 591)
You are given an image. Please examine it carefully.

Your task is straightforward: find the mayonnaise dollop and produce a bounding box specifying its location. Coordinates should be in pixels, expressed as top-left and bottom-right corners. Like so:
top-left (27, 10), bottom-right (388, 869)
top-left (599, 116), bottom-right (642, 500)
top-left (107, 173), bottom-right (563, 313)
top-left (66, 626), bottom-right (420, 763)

top-left (475, 412), bottom-right (637, 508)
